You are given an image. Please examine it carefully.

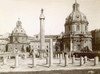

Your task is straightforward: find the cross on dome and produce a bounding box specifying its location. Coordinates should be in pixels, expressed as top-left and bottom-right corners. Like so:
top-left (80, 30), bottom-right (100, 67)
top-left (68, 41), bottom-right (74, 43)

top-left (16, 18), bottom-right (22, 28)
top-left (18, 18), bottom-right (20, 21)
top-left (73, 0), bottom-right (79, 11)
top-left (41, 8), bottom-right (44, 14)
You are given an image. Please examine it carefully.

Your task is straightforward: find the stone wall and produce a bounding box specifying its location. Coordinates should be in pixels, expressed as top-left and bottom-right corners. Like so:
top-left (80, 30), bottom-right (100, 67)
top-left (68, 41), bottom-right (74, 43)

top-left (91, 29), bottom-right (100, 51)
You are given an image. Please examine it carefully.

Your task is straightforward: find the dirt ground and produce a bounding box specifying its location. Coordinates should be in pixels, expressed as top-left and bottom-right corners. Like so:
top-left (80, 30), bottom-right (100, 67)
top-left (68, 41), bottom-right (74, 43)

top-left (0, 55), bottom-right (100, 72)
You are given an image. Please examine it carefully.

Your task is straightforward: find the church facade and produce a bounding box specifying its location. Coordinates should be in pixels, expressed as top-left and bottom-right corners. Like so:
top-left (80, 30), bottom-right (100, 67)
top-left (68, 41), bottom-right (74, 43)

top-left (56, 1), bottom-right (92, 54)
top-left (5, 18), bottom-right (57, 53)
top-left (7, 19), bottom-right (29, 53)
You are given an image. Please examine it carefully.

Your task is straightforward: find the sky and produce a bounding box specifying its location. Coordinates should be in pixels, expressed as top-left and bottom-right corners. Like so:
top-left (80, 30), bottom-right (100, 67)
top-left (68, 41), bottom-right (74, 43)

top-left (0, 0), bottom-right (100, 36)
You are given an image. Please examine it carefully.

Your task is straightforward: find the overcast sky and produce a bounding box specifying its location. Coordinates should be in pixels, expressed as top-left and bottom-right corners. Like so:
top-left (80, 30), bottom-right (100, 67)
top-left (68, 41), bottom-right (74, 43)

top-left (0, 0), bottom-right (100, 36)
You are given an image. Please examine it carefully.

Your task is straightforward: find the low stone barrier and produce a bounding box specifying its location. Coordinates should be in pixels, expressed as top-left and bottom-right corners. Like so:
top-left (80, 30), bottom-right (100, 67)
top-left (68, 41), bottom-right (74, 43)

top-left (32, 53), bottom-right (36, 67)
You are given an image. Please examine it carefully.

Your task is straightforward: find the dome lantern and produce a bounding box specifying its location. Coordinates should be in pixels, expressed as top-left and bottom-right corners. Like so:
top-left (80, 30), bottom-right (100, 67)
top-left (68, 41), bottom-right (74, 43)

top-left (16, 18), bottom-right (22, 28)
top-left (73, 0), bottom-right (79, 11)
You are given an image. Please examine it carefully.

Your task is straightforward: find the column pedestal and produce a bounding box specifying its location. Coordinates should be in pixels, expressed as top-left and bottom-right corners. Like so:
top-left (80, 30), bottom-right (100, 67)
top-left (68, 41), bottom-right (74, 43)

top-left (32, 53), bottom-right (36, 67)
top-left (65, 54), bottom-right (68, 66)
top-left (80, 56), bottom-right (83, 66)
top-left (84, 56), bottom-right (87, 63)
top-left (94, 56), bottom-right (99, 66)
top-left (3, 56), bottom-right (7, 65)
top-left (15, 54), bottom-right (18, 67)
top-left (72, 55), bottom-right (75, 64)
top-left (59, 54), bottom-right (62, 64)
top-left (49, 39), bottom-right (53, 67)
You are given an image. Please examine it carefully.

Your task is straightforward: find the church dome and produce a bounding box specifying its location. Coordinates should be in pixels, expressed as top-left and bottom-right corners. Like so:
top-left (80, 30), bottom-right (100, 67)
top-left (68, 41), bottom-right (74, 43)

top-left (65, 2), bottom-right (88, 26)
top-left (12, 27), bottom-right (26, 34)
top-left (12, 19), bottom-right (26, 35)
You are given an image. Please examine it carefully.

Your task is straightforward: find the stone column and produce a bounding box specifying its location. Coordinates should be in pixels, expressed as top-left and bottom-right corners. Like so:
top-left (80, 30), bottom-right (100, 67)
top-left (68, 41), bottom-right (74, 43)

top-left (46, 56), bottom-right (48, 64)
top-left (49, 39), bottom-right (53, 67)
top-left (23, 53), bottom-right (26, 59)
top-left (72, 55), bottom-right (75, 64)
top-left (84, 56), bottom-right (87, 63)
top-left (55, 53), bottom-right (58, 59)
top-left (39, 9), bottom-right (45, 58)
top-left (80, 56), bottom-right (84, 66)
top-left (59, 54), bottom-right (62, 64)
top-left (70, 37), bottom-right (73, 59)
top-left (58, 53), bottom-right (60, 59)
top-left (62, 52), bottom-right (64, 59)
top-left (15, 54), bottom-right (18, 67)
top-left (65, 54), bottom-right (68, 66)
top-left (3, 56), bottom-right (7, 64)
top-left (63, 44), bottom-right (65, 59)
top-left (64, 44), bottom-right (65, 51)
top-left (25, 53), bottom-right (26, 59)
top-left (94, 56), bottom-right (99, 66)
top-left (32, 53), bottom-right (36, 67)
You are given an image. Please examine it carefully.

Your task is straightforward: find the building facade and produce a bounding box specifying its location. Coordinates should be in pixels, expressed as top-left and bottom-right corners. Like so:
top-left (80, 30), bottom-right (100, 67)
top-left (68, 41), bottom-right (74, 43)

top-left (7, 19), bottom-right (29, 53)
top-left (3, 19), bottom-right (57, 53)
top-left (29, 34), bottom-right (58, 56)
top-left (56, 1), bottom-right (92, 54)
top-left (0, 34), bottom-right (9, 52)
top-left (91, 29), bottom-right (100, 51)
top-left (0, 3), bottom-right (93, 55)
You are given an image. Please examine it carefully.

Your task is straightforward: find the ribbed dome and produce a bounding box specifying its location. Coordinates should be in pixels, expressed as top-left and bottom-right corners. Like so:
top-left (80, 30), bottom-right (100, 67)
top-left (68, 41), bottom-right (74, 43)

top-left (65, 2), bottom-right (88, 26)
top-left (12, 19), bottom-right (26, 35)
top-left (12, 27), bottom-right (26, 34)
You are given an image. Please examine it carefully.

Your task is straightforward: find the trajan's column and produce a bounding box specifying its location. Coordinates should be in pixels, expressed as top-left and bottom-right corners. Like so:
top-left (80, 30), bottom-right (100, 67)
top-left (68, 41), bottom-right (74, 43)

top-left (39, 9), bottom-right (45, 58)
